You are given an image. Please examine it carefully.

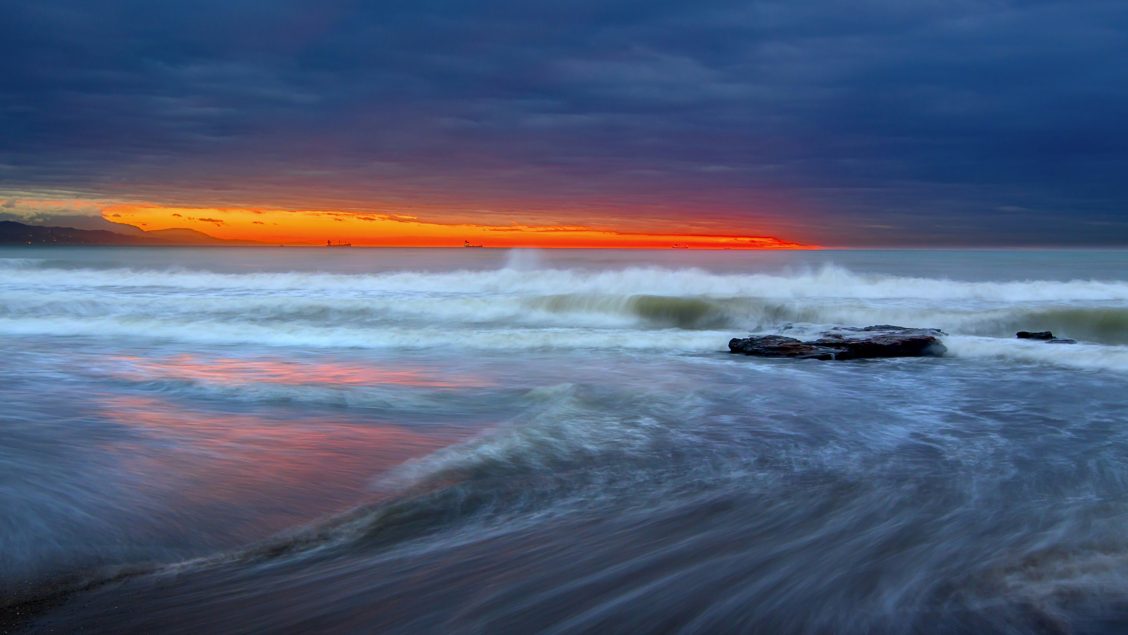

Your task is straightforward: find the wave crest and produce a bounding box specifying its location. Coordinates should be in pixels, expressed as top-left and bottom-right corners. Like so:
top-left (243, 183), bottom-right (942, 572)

top-left (3, 261), bottom-right (1128, 350)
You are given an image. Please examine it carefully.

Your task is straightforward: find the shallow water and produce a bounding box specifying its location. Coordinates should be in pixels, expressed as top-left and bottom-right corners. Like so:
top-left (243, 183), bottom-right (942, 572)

top-left (2, 247), bottom-right (1128, 633)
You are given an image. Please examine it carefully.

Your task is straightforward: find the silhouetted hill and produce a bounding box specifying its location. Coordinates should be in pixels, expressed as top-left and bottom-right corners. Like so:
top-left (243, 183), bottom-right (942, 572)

top-left (0, 221), bottom-right (258, 246)
top-left (144, 227), bottom-right (242, 244)
top-left (0, 220), bottom-right (160, 245)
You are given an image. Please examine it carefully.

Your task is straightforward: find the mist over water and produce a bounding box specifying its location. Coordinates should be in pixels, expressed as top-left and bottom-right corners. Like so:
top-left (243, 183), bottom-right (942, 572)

top-left (3, 247), bottom-right (1128, 633)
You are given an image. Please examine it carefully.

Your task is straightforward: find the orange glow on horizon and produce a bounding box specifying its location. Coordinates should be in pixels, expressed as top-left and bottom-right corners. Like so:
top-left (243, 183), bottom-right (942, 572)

top-left (102, 204), bottom-right (818, 249)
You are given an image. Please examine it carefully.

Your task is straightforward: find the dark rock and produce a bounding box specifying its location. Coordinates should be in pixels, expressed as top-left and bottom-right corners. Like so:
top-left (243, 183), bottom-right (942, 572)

top-left (727, 335), bottom-right (840, 360)
top-left (729, 326), bottom-right (947, 361)
top-left (1016, 330), bottom-right (1076, 344)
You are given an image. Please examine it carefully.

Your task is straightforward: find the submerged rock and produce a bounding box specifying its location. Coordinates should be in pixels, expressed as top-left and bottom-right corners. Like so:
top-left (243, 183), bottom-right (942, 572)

top-left (1016, 330), bottom-right (1076, 344)
top-left (728, 325), bottom-right (947, 361)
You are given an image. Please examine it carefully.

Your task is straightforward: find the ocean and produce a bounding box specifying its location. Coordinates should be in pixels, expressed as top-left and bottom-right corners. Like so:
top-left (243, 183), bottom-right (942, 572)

top-left (2, 247), bottom-right (1128, 633)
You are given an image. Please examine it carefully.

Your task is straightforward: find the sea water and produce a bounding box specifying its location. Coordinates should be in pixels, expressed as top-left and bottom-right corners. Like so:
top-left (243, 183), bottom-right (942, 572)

top-left (2, 247), bottom-right (1128, 633)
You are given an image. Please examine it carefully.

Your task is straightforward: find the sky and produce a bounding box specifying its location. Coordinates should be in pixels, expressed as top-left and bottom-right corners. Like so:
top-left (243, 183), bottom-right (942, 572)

top-left (1, 0), bottom-right (1127, 247)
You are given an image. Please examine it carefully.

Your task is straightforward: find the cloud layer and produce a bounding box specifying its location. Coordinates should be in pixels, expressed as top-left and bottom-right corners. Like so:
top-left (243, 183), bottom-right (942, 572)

top-left (2, 0), bottom-right (1127, 245)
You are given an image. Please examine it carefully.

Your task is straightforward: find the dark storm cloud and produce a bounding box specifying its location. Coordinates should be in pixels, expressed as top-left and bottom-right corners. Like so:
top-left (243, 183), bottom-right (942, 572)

top-left (1, 0), bottom-right (1126, 244)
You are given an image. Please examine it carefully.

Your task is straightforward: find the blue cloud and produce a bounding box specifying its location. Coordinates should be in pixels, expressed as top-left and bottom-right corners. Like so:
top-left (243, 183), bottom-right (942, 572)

top-left (1, 0), bottom-right (1126, 244)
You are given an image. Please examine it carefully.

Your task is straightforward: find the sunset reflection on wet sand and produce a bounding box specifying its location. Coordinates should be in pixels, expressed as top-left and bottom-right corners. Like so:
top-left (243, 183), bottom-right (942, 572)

top-left (94, 393), bottom-right (469, 543)
top-left (105, 354), bottom-right (492, 389)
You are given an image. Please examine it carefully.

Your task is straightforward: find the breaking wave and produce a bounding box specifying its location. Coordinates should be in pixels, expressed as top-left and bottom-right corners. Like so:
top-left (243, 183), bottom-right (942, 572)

top-left (2, 259), bottom-right (1127, 358)
top-left (4, 257), bottom-right (1128, 299)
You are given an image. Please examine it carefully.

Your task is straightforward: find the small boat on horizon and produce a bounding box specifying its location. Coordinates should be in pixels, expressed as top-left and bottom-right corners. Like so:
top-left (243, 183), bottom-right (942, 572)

top-left (326, 240), bottom-right (352, 247)
top-left (463, 240), bottom-right (484, 248)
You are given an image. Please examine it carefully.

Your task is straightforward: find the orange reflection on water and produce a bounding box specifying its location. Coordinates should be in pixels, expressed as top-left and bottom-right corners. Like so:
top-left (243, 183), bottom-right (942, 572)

top-left (108, 354), bottom-right (490, 388)
top-left (97, 395), bottom-right (466, 540)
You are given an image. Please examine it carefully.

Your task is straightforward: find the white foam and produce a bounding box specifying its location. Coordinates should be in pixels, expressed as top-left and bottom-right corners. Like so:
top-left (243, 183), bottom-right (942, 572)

top-left (0, 315), bottom-right (727, 351)
top-left (944, 336), bottom-right (1128, 372)
top-left (3, 261), bottom-right (1128, 301)
top-left (3, 260), bottom-right (1128, 353)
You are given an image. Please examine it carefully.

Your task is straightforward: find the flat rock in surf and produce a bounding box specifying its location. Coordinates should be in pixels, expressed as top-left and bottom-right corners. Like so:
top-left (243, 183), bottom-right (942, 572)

top-left (728, 325), bottom-right (947, 361)
top-left (1016, 330), bottom-right (1076, 344)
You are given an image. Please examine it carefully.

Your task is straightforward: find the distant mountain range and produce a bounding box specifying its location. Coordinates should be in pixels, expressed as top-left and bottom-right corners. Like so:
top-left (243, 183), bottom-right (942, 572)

top-left (0, 221), bottom-right (259, 246)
